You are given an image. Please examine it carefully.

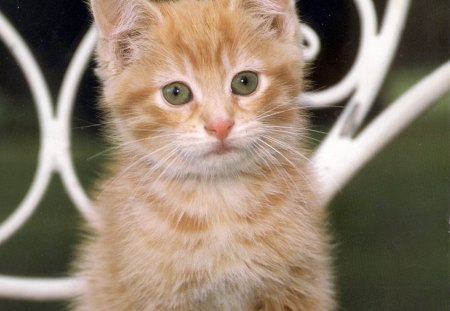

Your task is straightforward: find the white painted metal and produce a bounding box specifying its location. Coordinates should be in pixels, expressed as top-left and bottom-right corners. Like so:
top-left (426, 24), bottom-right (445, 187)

top-left (302, 0), bottom-right (379, 107)
top-left (0, 0), bottom-right (449, 301)
top-left (0, 11), bottom-right (54, 245)
top-left (55, 26), bottom-right (98, 226)
top-left (314, 61), bottom-right (450, 205)
top-left (0, 276), bottom-right (83, 301)
top-left (301, 24), bottom-right (321, 62)
top-left (312, 0), bottom-right (415, 204)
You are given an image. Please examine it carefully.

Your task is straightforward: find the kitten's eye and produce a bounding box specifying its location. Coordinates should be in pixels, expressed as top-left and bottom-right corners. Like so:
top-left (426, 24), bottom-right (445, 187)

top-left (231, 71), bottom-right (259, 96)
top-left (162, 82), bottom-right (193, 106)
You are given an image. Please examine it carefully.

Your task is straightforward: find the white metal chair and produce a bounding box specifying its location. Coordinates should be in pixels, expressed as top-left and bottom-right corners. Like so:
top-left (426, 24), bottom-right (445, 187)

top-left (0, 0), bottom-right (448, 302)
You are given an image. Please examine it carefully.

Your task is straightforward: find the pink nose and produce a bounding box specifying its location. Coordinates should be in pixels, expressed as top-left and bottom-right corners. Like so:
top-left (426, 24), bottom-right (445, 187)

top-left (204, 119), bottom-right (235, 141)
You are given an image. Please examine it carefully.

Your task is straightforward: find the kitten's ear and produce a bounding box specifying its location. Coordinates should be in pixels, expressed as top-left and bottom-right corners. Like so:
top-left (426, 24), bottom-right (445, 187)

top-left (90, 0), bottom-right (162, 74)
top-left (235, 0), bottom-right (300, 39)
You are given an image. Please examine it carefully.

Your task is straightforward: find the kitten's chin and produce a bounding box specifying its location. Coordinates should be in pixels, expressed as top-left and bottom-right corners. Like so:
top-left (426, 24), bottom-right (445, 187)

top-left (167, 145), bottom-right (254, 179)
top-left (205, 142), bottom-right (235, 156)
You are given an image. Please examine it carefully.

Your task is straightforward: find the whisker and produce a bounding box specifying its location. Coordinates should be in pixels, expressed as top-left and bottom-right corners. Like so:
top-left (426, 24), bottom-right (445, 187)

top-left (73, 123), bottom-right (104, 130)
top-left (304, 128), bottom-right (329, 135)
top-left (134, 148), bottom-right (181, 200)
top-left (259, 136), bottom-right (318, 200)
top-left (264, 124), bottom-right (304, 131)
top-left (254, 102), bottom-right (287, 119)
top-left (105, 141), bottom-right (179, 188)
top-left (153, 148), bottom-right (183, 183)
top-left (255, 101), bottom-right (294, 120)
top-left (254, 138), bottom-right (300, 188)
top-left (255, 106), bottom-right (300, 122)
top-left (87, 133), bottom-right (179, 161)
top-left (262, 135), bottom-right (311, 164)
top-left (257, 137), bottom-right (298, 170)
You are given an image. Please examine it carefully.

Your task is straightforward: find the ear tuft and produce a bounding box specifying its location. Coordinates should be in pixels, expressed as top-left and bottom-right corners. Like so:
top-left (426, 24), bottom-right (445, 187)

top-left (237, 0), bottom-right (300, 39)
top-left (90, 0), bottom-right (162, 75)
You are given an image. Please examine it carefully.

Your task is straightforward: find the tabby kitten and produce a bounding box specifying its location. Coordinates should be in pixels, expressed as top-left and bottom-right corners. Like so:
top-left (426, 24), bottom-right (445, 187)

top-left (73, 0), bottom-right (334, 310)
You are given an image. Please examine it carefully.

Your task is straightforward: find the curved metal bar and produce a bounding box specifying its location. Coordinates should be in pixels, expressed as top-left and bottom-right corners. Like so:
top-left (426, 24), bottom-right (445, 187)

top-left (314, 61), bottom-right (450, 205)
top-left (300, 24), bottom-right (321, 62)
top-left (0, 276), bottom-right (83, 300)
top-left (0, 11), bottom-right (54, 244)
top-left (303, 0), bottom-right (378, 107)
top-left (329, 0), bottom-right (411, 138)
top-left (313, 0), bottom-right (413, 203)
top-left (0, 0), bottom-right (447, 302)
top-left (55, 26), bottom-right (98, 226)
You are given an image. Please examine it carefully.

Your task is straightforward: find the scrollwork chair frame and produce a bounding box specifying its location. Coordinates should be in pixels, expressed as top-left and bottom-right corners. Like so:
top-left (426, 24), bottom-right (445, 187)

top-left (0, 0), bottom-right (448, 301)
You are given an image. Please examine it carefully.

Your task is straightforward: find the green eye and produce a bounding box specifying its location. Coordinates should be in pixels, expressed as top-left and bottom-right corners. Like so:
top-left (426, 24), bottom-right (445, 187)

top-left (162, 82), bottom-right (193, 106)
top-left (231, 71), bottom-right (259, 96)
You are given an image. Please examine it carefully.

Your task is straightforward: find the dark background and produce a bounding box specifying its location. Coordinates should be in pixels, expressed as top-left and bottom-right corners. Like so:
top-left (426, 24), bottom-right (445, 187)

top-left (0, 0), bottom-right (448, 310)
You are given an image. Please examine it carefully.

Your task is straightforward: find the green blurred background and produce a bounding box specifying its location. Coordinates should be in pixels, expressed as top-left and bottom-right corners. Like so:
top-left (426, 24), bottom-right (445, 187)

top-left (0, 0), bottom-right (448, 310)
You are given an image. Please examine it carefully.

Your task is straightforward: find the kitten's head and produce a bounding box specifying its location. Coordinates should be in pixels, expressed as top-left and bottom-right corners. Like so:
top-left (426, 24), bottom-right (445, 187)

top-left (91, 0), bottom-right (307, 179)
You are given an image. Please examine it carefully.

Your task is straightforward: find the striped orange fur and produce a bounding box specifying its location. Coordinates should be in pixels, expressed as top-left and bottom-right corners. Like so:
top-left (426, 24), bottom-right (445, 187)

top-left (72, 0), bottom-right (335, 310)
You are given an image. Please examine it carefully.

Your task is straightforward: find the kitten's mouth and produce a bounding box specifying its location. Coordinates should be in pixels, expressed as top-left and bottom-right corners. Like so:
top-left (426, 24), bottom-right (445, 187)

top-left (207, 142), bottom-right (234, 156)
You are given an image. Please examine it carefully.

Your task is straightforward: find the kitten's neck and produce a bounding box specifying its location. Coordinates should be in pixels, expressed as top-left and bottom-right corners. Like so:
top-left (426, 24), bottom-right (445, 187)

top-left (115, 155), bottom-right (307, 220)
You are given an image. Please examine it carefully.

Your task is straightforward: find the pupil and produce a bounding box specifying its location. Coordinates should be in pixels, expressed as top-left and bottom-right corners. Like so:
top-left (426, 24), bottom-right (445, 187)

top-left (172, 87), bottom-right (180, 96)
top-left (240, 76), bottom-right (248, 85)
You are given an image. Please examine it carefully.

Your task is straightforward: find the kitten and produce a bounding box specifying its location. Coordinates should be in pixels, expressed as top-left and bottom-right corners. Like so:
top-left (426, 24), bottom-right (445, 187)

top-left (72, 0), bottom-right (335, 310)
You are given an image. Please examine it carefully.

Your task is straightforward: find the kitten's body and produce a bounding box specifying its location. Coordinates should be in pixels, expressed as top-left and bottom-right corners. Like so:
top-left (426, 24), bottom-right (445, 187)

top-left (73, 1), bottom-right (334, 310)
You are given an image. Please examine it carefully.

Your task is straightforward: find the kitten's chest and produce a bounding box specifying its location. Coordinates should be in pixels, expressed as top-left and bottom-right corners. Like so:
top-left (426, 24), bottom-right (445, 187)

top-left (117, 178), bottom-right (303, 309)
top-left (135, 177), bottom-right (265, 234)
top-left (143, 186), bottom-right (293, 274)
top-left (138, 176), bottom-right (294, 255)
top-left (144, 178), bottom-right (289, 245)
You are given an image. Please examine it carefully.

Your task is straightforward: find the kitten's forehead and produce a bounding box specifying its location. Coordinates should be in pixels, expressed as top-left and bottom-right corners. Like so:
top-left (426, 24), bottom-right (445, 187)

top-left (150, 1), bottom-right (269, 77)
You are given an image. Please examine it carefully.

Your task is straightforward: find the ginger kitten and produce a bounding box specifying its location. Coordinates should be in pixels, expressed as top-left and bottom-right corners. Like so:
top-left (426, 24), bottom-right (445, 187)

top-left (72, 0), bottom-right (335, 310)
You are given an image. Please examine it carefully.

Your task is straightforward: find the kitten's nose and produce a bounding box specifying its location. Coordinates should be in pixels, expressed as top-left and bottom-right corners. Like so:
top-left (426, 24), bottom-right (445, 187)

top-left (204, 118), bottom-right (235, 141)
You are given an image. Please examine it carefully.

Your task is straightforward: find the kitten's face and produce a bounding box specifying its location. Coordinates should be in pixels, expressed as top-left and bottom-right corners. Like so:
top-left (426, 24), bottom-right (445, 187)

top-left (99, 0), bottom-right (305, 178)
